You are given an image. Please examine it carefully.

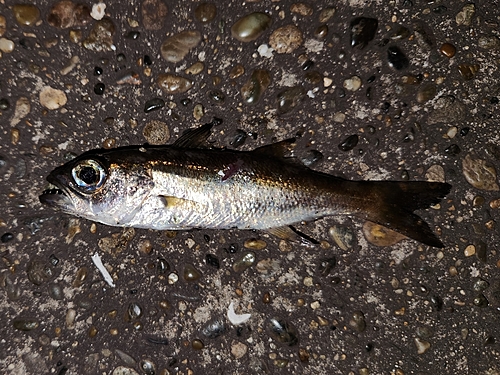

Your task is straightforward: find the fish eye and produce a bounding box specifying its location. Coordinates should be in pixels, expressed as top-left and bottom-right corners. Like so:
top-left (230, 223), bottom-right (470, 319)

top-left (72, 159), bottom-right (106, 192)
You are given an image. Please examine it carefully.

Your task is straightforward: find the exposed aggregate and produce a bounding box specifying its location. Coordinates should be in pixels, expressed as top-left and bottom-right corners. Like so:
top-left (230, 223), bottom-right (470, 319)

top-left (1, 0), bottom-right (500, 374)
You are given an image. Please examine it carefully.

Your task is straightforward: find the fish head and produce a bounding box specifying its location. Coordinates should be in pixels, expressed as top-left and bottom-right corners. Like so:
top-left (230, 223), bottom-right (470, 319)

top-left (39, 151), bottom-right (154, 226)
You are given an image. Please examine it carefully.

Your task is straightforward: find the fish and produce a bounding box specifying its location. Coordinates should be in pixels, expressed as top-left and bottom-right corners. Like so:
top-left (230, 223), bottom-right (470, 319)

top-left (39, 119), bottom-right (451, 248)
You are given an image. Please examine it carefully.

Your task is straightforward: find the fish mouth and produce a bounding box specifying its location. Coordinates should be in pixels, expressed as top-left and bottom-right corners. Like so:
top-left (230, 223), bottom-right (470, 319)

top-left (39, 174), bottom-right (75, 211)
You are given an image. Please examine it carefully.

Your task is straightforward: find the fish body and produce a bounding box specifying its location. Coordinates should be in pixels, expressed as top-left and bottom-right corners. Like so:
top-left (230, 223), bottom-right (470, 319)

top-left (40, 123), bottom-right (451, 247)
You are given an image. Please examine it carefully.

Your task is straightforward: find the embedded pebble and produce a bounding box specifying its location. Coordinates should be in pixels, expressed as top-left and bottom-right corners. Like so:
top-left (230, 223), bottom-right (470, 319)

top-left (233, 251), bottom-right (256, 273)
top-left (256, 258), bottom-right (281, 277)
top-left (299, 149), bottom-right (323, 167)
top-left (231, 341), bottom-right (248, 359)
top-left (98, 228), bottom-right (135, 255)
top-left (143, 120), bottom-right (169, 144)
top-left (440, 43), bottom-right (456, 58)
top-left (141, 0), bottom-right (168, 30)
top-left (157, 73), bottom-right (193, 94)
top-left (268, 318), bottom-right (299, 346)
top-left (244, 238), bottom-right (267, 250)
top-left (276, 86), bottom-right (306, 115)
top-left (202, 319), bottom-right (225, 338)
top-left (82, 18), bottom-right (115, 52)
top-left (0, 38), bottom-right (14, 53)
top-left (414, 338), bottom-right (431, 354)
top-left (66, 308), bottom-right (77, 329)
top-left (328, 226), bottom-right (354, 250)
top-left (112, 367), bottom-right (139, 375)
top-left (427, 96), bottom-right (466, 125)
top-left (193, 103), bottom-right (204, 120)
top-left (290, 3), bottom-right (313, 17)
top-left (319, 7), bottom-right (336, 23)
top-left (231, 12), bottom-right (272, 42)
top-left (456, 4), bottom-right (475, 26)
top-left (387, 46), bottom-right (409, 70)
top-left (13, 317), bottom-right (39, 331)
top-left (269, 25), bottom-right (303, 54)
top-left (160, 30), bottom-right (201, 63)
top-left (144, 98), bottom-right (165, 113)
top-left (362, 221), bottom-right (406, 247)
top-left (478, 35), bottom-right (500, 50)
top-left (185, 61), bottom-right (204, 75)
top-left (0, 15), bottom-right (6, 37)
top-left (12, 4), bottom-right (40, 26)
top-left (229, 64), bottom-right (245, 79)
top-left (192, 339), bottom-right (204, 350)
top-left (343, 75), bottom-right (361, 91)
top-left (47, 1), bottom-right (91, 28)
top-left (183, 264), bottom-right (201, 281)
top-left (318, 257), bottom-right (336, 276)
top-left (416, 83), bottom-right (437, 103)
top-left (127, 302), bottom-right (143, 320)
top-left (194, 3), bottom-right (217, 24)
top-left (458, 63), bottom-right (480, 80)
top-left (26, 258), bottom-right (54, 286)
top-left (115, 349), bottom-right (136, 367)
top-left (91, 2), bottom-right (106, 20)
top-left (462, 153), bottom-right (499, 191)
top-left (350, 17), bottom-right (378, 48)
top-left (241, 69), bottom-right (271, 104)
top-left (425, 165), bottom-right (445, 183)
top-left (349, 311), bottom-right (366, 332)
top-left (338, 134), bottom-right (358, 152)
top-left (39, 86), bottom-right (67, 110)
top-left (73, 266), bottom-right (88, 287)
top-left (48, 283), bottom-right (64, 300)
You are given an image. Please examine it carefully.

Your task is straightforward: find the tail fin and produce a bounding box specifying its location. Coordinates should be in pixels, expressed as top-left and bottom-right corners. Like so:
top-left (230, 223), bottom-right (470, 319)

top-left (355, 181), bottom-right (451, 248)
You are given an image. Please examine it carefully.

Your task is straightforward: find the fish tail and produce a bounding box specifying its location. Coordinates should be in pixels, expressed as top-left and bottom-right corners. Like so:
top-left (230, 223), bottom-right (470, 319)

top-left (351, 181), bottom-right (451, 248)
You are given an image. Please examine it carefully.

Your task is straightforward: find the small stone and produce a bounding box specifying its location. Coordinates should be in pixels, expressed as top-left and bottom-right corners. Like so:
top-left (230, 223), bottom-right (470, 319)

top-left (241, 69), bottom-right (271, 104)
top-left (276, 86), bottom-right (306, 115)
top-left (141, 0), bottom-right (168, 30)
top-left (338, 134), bottom-right (358, 152)
top-left (490, 198), bottom-right (500, 209)
top-left (40, 86), bottom-right (68, 110)
top-left (349, 311), bottom-right (366, 332)
top-left (0, 38), bottom-right (14, 53)
top-left (167, 272), bottom-right (178, 284)
top-left (233, 251), bottom-right (256, 273)
top-left (462, 153), bottom-right (499, 191)
top-left (290, 3), bottom-right (313, 17)
top-left (157, 73), bottom-right (193, 94)
top-left (160, 30), bottom-right (201, 63)
top-left (194, 3), bottom-right (217, 24)
top-left (478, 35), bottom-right (500, 50)
top-left (82, 18), bottom-right (115, 52)
top-left (91, 2), bottom-right (106, 20)
top-left (328, 226), bottom-right (354, 250)
top-left (231, 341), bottom-right (248, 359)
top-left (47, 1), bottom-right (92, 28)
top-left (191, 339), bottom-right (204, 350)
top-left (416, 83), bottom-right (437, 103)
top-left (26, 258), bottom-right (54, 286)
top-left (229, 64), bottom-right (245, 79)
top-left (183, 264), bottom-right (201, 281)
top-left (440, 43), bottom-right (456, 58)
top-left (387, 46), bottom-right (409, 70)
top-left (343, 75), bottom-right (361, 91)
top-left (193, 103), bottom-right (204, 120)
top-left (299, 149), bottom-right (323, 167)
top-left (414, 338), bottom-right (431, 354)
top-left (314, 24), bottom-right (328, 39)
top-left (68, 30), bottom-right (83, 43)
top-left (269, 25), bottom-right (303, 54)
top-left (231, 12), bottom-right (272, 42)
top-left (143, 120), bottom-right (169, 144)
top-left (144, 98), bottom-right (165, 113)
top-left (464, 245), bottom-right (476, 257)
top-left (425, 165), bottom-right (446, 183)
top-left (73, 266), bottom-right (88, 287)
top-left (127, 302), bottom-right (143, 320)
top-left (428, 96), bottom-right (467, 125)
top-left (185, 61), bottom-right (204, 75)
top-left (456, 4), bottom-right (475, 26)
top-left (93, 82), bottom-right (105, 95)
top-left (363, 221), bottom-right (406, 247)
top-left (244, 239), bottom-right (267, 250)
top-left (268, 318), bottom-right (299, 346)
top-left (319, 7), bottom-right (336, 23)
top-left (12, 4), bottom-right (40, 26)
top-left (458, 63), bottom-right (480, 80)
top-left (350, 17), bottom-right (378, 49)
top-left (13, 318), bottom-right (39, 331)
top-left (112, 366), bottom-right (139, 375)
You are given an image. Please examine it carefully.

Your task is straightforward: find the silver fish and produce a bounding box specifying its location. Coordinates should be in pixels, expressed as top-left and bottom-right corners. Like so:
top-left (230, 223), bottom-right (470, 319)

top-left (39, 121), bottom-right (451, 247)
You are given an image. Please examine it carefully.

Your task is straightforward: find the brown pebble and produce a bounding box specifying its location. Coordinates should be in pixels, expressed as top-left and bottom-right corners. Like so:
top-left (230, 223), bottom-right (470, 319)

top-left (269, 24), bottom-right (303, 54)
top-left (243, 238), bottom-right (267, 250)
top-left (142, 0), bottom-right (168, 30)
top-left (290, 3), bottom-right (313, 17)
top-left (109, 328), bottom-right (119, 335)
top-left (183, 264), bottom-right (201, 281)
top-left (12, 4), bottom-right (40, 26)
top-left (440, 42), bottom-right (456, 58)
top-left (262, 292), bottom-right (271, 303)
top-left (490, 198), bottom-right (500, 209)
top-left (191, 339), bottom-right (204, 350)
top-left (102, 138), bottom-right (116, 149)
top-left (458, 63), bottom-right (480, 80)
top-left (11, 128), bottom-right (20, 145)
top-left (88, 325), bottom-right (98, 337)
top-left (485, 220), bottom-right (495, 230)
top-left (229, 64), bottom-right (245, 79)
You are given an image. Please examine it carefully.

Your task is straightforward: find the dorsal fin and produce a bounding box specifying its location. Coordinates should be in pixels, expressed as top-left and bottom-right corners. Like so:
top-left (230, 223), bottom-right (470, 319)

top-left (172, 118), bottom-right (222, 148)
top-left (253, 138), bottom-right (296, 158)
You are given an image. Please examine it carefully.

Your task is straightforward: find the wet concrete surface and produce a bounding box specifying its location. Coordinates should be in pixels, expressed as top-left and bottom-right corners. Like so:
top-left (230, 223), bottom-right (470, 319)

top-left (1, 0), bottom-right (500, 374)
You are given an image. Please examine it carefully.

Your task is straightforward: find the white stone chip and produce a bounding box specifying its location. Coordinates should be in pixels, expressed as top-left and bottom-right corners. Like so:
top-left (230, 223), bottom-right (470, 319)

top-left (91, 3), bottom-right (106, 20)
top-left (227, 302), bottom-right (251, 325)
top-left (257, 44), bottom-right (274, 58)
top-left (91, 253), bottom-right (115, 287)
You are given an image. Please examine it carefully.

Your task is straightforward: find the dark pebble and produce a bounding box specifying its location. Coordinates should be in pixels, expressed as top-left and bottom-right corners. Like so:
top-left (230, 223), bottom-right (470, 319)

top-left (430, 295), bottom-right (443, 311)
top-left (230, 129), bottom-right (247, 148)
top-left (26, 258), bottom-right (54, 286)
top-left (13, 318), bottom-right (39, 331)
top-left (301, 60), bottom-right (314, 71)
top-left (460, 127), bottom-right (470, 136)
top-left (0, 98), bottom-right (10, 110)
top-left (444, 144), bottom-right (461, 156)
top-left (94, 66), bottom-right (103, 76)
top-left (276, 86), bottom-right (306, 115)
top-left (208, 89), bottom-right (225, 103)
top-left (126, 31), bottom-right (140, 40)
top-left (318, 257), bottom-right (336, 276)
top-left (144, 55), bottom-right (152, 65)
top-left (146, 336), bottom-right (169, 345)
top-left (144, 98), bottom-right (165, 113)
top-left (387, 46), bottom-right (409, 70)
top-left (476, 241), bottom-right (487, 262)
top-left (205, 254), bottom-right (220, 269)
top-left (433, 5), bottom-right (447, 14)
top-left (350, 17), bottom-right (378, 49)
top-left (116, 53), bottom-right (126, 62)
top-left (127, 302), bottom-right (143, 320)
top-left (367, 75), bottom-right (376, 83)
top-left (473, 294), bottom-right (489, 307)
top-left (227, 243), bottom-right (239, 254)
top-left (338, 134), bottom-right (359, 151)
top-left (180, 98), bottom-right (191, 106)
top-left (268, 318), bottom-right (299, 346)
top-left (202, 319), bottom-right (225, 339)
top-left (49, 254), bottom-right (59, 266)
top-left (1, 232), bottom-right (14, 243)
top-left (299, 149), bottom-right (323, 167)
top-left (94, 82), bottom-right (105, 95)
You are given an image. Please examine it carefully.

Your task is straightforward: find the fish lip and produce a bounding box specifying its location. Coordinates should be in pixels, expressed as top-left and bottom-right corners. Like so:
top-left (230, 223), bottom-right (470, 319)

top-left (39, 172), bottom-right (75, 211)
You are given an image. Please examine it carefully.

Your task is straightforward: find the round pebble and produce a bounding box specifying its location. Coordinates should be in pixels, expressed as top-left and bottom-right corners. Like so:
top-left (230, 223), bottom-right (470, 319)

top-left (269, 25), bottom-right (303, 54)
top-left (82, 18), bottom-right (116, 52)
top-left (0, 38), bottom-right (14, 53)
top-left (231, 12), bottom-right (271, 42)
top-left (194, 3), bottom-right (217, 24)
top-left (244, 238), bottom-right (267, 250)
top-left (276, 86), bottom-right (306, 115)
top-left (183, 264), bottom-right (201, 281)
top-left (93, 82), bottom-right (105, 95)
top-left (143, 120), bottom-right (170, 145)
top-left (241, 69), bottom-right (271, 104)
top-left (387, 46), bottom-right (409, 70)
top-left (191, 339), bottom-right (204, 350)
top-left (47, 1), bottom-right (91, 28)
top-left (343, 75), bottom-right (362, 91)
top-left (144, 98), bottom-right (165, 112)
top-left (141, 0), bottom-right (168, 30)
top-left (157, 73), bottom-right (193, 94)
top-left (350, 17), bottom-right (378, 48)
top-left (462, 153), bottom-right (499, 191)
top-left (233, 251), bottom-right (256, 273)
top-left (440, 43), bottom-right (456, 58)
top-left (12, 4), bottom-right (40, 26)
top-left (160, 30), bottom-right (201, 63)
